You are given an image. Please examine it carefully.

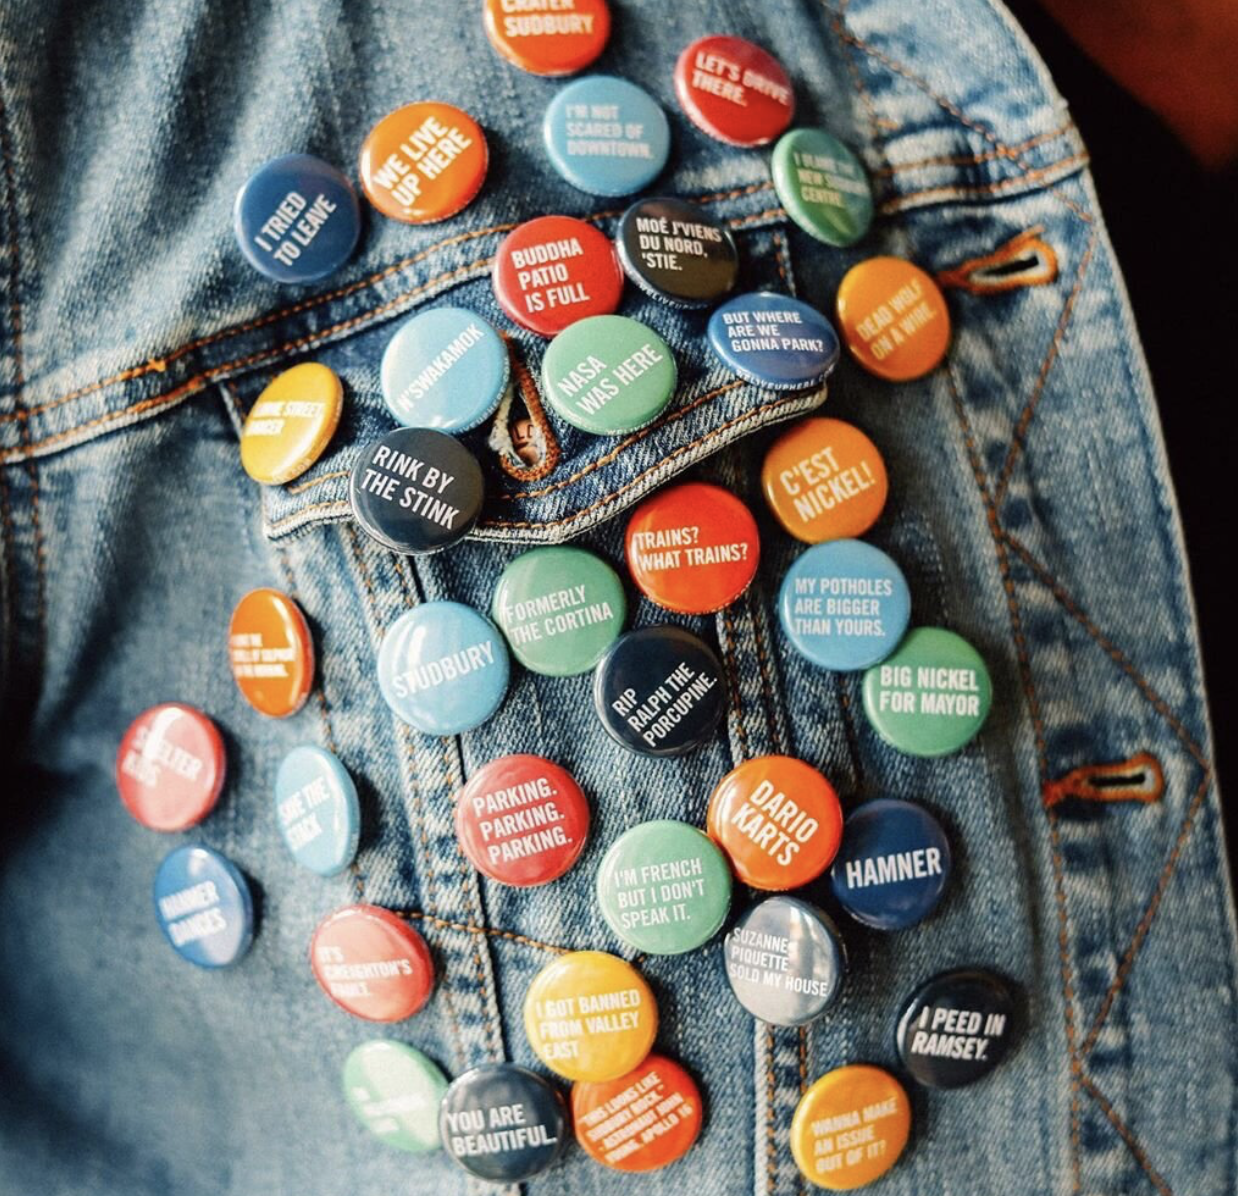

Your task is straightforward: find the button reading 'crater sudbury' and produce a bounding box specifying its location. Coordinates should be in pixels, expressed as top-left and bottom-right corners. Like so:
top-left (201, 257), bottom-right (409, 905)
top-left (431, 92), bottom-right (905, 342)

top-left (674, 35), bottom-right (795, 147)
top-left (228, 587), bottom-right (315, 718)
top-left (616, 196), bottom-right (738, 308)
top-left (707, 291), bottom-right (840, 391)
top-left (343, 1040), bottom-right (448, 1154)
top-left (117, 703), bottom-right (225, 831)
top-left (240, 362), bottom-right (343, 485)
top-left (273, 744), bottom-right (361, 877)
top-left (483, 0), bottom-right (610, 76)
top-left (153, 844), bottom-right (254, 968)
top-left (772, 127), bottom-right (874, 248)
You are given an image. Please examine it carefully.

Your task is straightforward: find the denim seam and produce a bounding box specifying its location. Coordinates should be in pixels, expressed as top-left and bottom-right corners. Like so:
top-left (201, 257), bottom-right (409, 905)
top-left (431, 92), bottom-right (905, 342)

top-left (747, 588), bottom-right (789, 757)
top-left (879, 152), bottom-right (1091, 215)
top-left (1079, 1074), bottom-right (1174, 1196)
top-left (871, 121), bottom-right (1078, 175)
top-left (393, 911), bottom-right (572, 956)
top-left (0, 462), bottom-right (11, 697)
top-left (719, 605), bottom-right (752, 760)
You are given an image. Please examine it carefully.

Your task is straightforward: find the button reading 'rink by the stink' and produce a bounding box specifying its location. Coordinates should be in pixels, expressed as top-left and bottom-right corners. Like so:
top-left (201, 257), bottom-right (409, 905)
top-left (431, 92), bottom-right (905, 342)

top-left (153, 844), bottom-right (254, 968)
top-left (343, 1039), bottom-right (449, 1154)
top-left (240, 362), bottom-right (343, 485)
top-left (116, 703), bottom-right (225, 831)
top-left (771, 128), bottom-right (874, 249)
top-left (673, 35), bottom-right (795, 147)
top-left (228, 587), bottom-right (314, 718)
top-left (273, 745), bottom-right (361, 877)
top-left (616, 196), bottom-right (739, 308)
top-left (482, 0), bottom-right (610, 76)
top-left (707, 292), bottom-right (840, 391)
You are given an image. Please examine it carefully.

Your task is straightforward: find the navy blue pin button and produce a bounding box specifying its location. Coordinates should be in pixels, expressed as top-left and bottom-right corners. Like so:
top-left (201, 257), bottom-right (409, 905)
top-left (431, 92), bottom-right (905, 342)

top-left (234, 153), bottom-right (361, 284)
top-left (828, 799), bottom-right (951, 931)
top-left (153, 844), bottom-right (254, 968)
top-left (274, 745), bottom-right (361, 877)
top-left (707, 292), bottom-right (840, 391)
top-left (350, 428), bottom-right (484, 555)
top-left (616, 197), bottom-right (738, 309)
top-left (593, 626), bottom-right (725, 757)
top-left (896, 969), bottom-right (1020, 1089)
top-left (440, 1063), bottom-right (567, 1183)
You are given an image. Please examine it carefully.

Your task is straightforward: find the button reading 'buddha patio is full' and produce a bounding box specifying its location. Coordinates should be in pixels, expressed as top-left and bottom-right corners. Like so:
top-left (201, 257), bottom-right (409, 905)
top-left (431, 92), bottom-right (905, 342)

top-left (274, 744), bottom-right (361, 877)
top-left (483, 0), bottom-right (610, 76)
top-left (772, 127), bottom-right (873, 248)
top-left (240, 362), bottom-right (343, 485)
top-left (117, 703), bottom-right (225, 831)
top-left (153, 844), bottom-right (254, 968)
top-left (707, 292), bottom-right (840, 391)
top-left (616, 196), bottom-right (738, 308)
top-left (228, 587), bottom-right (315, 718)
top-left (674, 35), bottom-right (795, 147)
top-left (343, 1040), bottom-right (448, 1153)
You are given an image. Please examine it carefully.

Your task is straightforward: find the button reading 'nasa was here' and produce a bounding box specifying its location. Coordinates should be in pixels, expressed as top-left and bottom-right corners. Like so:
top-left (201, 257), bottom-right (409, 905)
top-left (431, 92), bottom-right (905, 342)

top-left (153, 844), bottom-right (254, 968)
top-left (828, 798), bottom-right (951, 931)
top-left (779, 539), bottom-right (911, 671)
top-left (273, 745), bottom-right (361, 877)
top-left (240, 362), bottom-right (344, 486)
top-left (772, 127), bottom-right (874, 248)
top-left (706, 292), bottom-right (840, 391)
top-left (377, 602), bottom-right (510, 736)
top-left (483, 0), bottom-right (610, 76)
top-left (234, 153), bottom-right (361, 284)
top-left (228, 587), bottom-right (315, 718)
top-left (674, 35), bottom-right (795, 147)
top-left (116, 703), bottom-right (225, 831)
top-left (616, 196), bottom-right (738, 308)
top-left (343, 1040), bottom-right (449, 1154)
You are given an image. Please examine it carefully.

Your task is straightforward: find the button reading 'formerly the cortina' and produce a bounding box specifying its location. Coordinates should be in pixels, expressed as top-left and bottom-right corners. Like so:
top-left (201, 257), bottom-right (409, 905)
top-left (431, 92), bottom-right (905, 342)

top-left (615, 196), bottom-right (739, 308)
top-left (342, 1040), bottom-right (449, 1153)
top-left (707, 292), bottom-right (840, 391)
top-left (116, 703), bottom-right (225, 831)
top-left (273, 744), bottom-right (361, 877)
top-left (674, 35), bottom-right (795, 147)
top-left (772, 127), bottom-right (874, 248)
top-left (240, 362), bottom-right (343, 485)
top-left (228, 587), bottom-right (315, 718)
top-left (482, 0), bottom-right (610, 76)
top-left (153, 844), bottom-right (254, 968)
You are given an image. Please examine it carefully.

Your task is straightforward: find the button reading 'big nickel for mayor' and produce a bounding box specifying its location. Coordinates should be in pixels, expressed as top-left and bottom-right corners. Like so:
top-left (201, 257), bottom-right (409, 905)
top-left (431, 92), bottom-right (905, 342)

top-left (153, 844), bottom-right (254, 968)
top-left (343, 1040), bottom-right (449, 1154)
top-left (674, 36), bottom-right (795, 147)
top-left (240, 362), bottom-right (343, 485)
top-left (772, 127), bottom-right (874, 248)
top-left (707, 292), bottom-right (840, 391)
top-left (273, 745), bottom-right (361, 877)
top-left (616, 196), bottom-right (738, 308)
top-left (483, 0), bottom-right (611, 76)
top-left (116, 703), bottom-right (226, 831)
top-left (228, 587), bottom-right (315, 719)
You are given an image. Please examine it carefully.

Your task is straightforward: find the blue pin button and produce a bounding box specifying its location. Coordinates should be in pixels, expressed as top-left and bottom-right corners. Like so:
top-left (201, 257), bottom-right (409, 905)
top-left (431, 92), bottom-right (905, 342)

top-left (707, 292), bottom-right (840, 392)
top-left (153, 845), bottom-right (254, 968)
top-left (779, 539), bottom-right (911, 671)
top-left (378, 601), bottom-right (511, 736)
top-left (543, 76), bottom-right (670, 197)
top-left (274, 745), bottom-right (361, 877)
top-left (440, 1063), bottom-right (567, 1182)
top-left (828, 799), bottom-right (951, 930)
top-left (234, 153), bottom-right (361, 284)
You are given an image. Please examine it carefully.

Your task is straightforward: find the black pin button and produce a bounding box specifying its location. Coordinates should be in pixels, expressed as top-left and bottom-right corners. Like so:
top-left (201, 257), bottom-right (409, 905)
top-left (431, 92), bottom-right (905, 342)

top-left (616, 197), bottom-right (739, 309)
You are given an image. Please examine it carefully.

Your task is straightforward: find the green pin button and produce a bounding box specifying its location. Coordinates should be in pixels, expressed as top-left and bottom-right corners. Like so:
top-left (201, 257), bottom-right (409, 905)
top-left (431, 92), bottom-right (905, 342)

top-left (541, 315), bottom-right (677, 436)
top-left (493, 546), bottom-right (627, 676)
top-left (861, 627), bottom-right (992, 757)
top-left (771, 127), bottom-right (873, 248)
top-left (596, 819), bottom-right (732, 955)
top-left (343, 1039), bottom-right (448, 1154)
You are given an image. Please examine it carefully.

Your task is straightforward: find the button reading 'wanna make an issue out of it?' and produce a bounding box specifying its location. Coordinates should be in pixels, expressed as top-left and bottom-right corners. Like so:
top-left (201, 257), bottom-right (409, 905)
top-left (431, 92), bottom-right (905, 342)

top-left (228, 587), bottom-right (315, 719)
top-left (240, 362), bottom-right (343, 485)
top-left (674, 35), bottom-right (795, 147)
top-left (343, 1039), bottom-right (449, 1154)
top-left (117, 703), bottom-right (225, 831)
top-left (153, 844), bottom-right (254, 968)
top-left (707, 292), bottom-right (840, 391)
top-left (483, 0), bottom-right (610, 76)
top-left (615, 196), bottom-right (739, 308)
top-left (273, 744), bottom-right (361, 877)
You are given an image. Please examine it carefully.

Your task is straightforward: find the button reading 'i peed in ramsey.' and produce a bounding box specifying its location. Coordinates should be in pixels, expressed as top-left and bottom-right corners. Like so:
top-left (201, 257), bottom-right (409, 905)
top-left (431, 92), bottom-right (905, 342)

top-left (482, 0), bottom-right (610, 76)
top-left (273, 744), bottom-right (361, 877)
top-left (707, 292), bottom-right (840, 391)
top-left (772, 127), bottom-right (874, 248)
top-left (116, 703), bottom-right (225, 831)
top-left (615, 196), bottom-right (738, 308)
top-left (228, 587), bottom-right (315, 718)
top-left (343, 1040), bottom-right (449, 1154)
top-left (240, 362), bottom-right (343, 486)
top-left (153, 844), bottom-right (254, 968)
top-left (674, 35), bottom-right (795, 147)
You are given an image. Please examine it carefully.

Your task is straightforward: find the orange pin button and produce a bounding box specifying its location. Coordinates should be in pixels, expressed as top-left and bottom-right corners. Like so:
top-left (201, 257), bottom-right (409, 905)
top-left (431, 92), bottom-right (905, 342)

top-left (762, 418), bottom-right (888, 544)
top-left (360, 102), bottom-right (488, 224)
top-left (240, 362), bottom-right (343, 485)
top-left (836, 256), bottom-right (950, 382)
top-left (228, 587), bottom-right (314, 718)
top-left (483, 0), bottom-right (610, 76)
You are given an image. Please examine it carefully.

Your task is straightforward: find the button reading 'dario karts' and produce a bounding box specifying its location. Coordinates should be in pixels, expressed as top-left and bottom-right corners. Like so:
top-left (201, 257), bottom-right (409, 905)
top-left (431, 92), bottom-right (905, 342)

top-left (524, 950), bottom-right (657, 1082)
top-left (116, 703), bottom-right (225, 831)
top-left (311, 904), bottom-right (434, 1022)
top-left (440, 1063), bottom-right (567, 1182)
top-left (896, 968), bottom-right (1019, 1089)
top-left (707, 292), bottom-right (840, 392)
top-left (724, 896), bottom-right (845, 1026)
top-left (153, 844), bottom-right (254, 968)
top-left (343, 1040), bottom-right (449, 1154)
top-left (596, 820), bottom-right (732, 955)
top-left (593, 626), bottom-right (726, 757)
top-left (234, 153), bottom-right (361, 284)
top-left (378, 602), bottom-right (510, 736)
top-left (572, 1053), bottom-right (703, 1172)
top-left (543, 75), bottom-right (670, 197)
top-left (350, 428), bottom-right (484, 555)
top-left (674, 35), bottom-right (795, 147)
top-left (616, 196), bottom-right (738, 308)
top-left (772, 127), bottom-right (874, 248)
top-left (779, 539), bottom-right (911, 672)
top-left (829, 798), bottom-right (951, 931)
top-left (240, 362), bottom-right (344, 486)
top-left (455, 755), bottom-right (590, 887)
top-left (228, 587), bottom-right (314, 718)
top-left (273, 744), bottom-right (361, 877)
top-left (483, 0), bottom-right (610, 76)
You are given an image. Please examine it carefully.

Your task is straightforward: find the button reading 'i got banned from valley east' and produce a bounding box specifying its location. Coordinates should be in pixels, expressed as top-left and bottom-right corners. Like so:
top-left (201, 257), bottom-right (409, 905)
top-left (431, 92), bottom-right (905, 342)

top-left (153, 844), bottom-right (254, 968)
top-left (228, 587), bottom-right (315, 718)
top-left (707, 292), bottom-right (840, 391)
top-left (616, 196), bottom-right (738, 308)
top-left (117, 703), bottom-right (225, 831)
top-left (343, 1040), bottom-right (449, 1154)
top-left (674, 36), bottom-right (795, 147)
top-left (483, 0), bottom-right (610, 76)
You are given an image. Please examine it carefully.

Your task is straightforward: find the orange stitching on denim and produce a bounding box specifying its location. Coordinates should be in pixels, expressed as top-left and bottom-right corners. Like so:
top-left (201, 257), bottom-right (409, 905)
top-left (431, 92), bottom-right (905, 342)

top-left (828, 0), bottom-right (888, 139)
top-left (1080, 1074), bottom-right (1174, 1196)
top-left (494, 340), bottom-right (562, 483)
top-left (1043, 753), bottom-right (1165, 810)
top-left (286, 468), bottom-right (349, 496)
top-left (765, 1025), bottom-right (777, 1191)
top-left (937, 226), bottom-right (1059, 295)
top-left (878, 152), bottom-right (1091, 213)
top-left (397, 911), bottom-right (571, 955)
top-left (747, 587), bottom-right (786, 755)
top-left (872, 122), bottom-right (1078, 176)
top-left (0, 463), bottom-right (13, 683)
top-left (730, 206), bottom-right (789, 229)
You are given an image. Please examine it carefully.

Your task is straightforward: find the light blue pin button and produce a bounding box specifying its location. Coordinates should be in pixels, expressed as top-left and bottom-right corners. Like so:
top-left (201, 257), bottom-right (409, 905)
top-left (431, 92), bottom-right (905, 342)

top-left (274, 745), bottom-right (361, 877)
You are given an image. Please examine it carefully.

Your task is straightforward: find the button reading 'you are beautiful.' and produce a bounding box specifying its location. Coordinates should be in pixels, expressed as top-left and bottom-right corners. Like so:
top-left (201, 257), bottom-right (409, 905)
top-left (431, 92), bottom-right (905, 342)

top-left (342, 1040), bottom-right (449, 1154)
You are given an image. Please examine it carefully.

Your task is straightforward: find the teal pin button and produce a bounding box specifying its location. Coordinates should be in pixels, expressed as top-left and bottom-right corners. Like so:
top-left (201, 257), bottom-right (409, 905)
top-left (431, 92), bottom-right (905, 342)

top-left (771, 127), bottom-right (873, 248)
top-left (493, 546), bottom-right (627, 676)
top-left (861, 627), bottom-right (992, 756)
top-left (541, 315), bottom-right (677, 435)
top-left (343, 1039), bottom-right (448, 1154)
top-left (596, 819), bottom-right (732, 955)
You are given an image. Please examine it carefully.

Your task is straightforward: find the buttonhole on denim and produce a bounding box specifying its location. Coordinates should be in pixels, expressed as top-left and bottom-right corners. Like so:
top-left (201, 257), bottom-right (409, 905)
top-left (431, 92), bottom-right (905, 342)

top-left (488, 337), bottom-right (561, 483)
top-left (937, 226), bottom-right (1059, 295)
top-left (1042, 751), bottom-right (1165, 809)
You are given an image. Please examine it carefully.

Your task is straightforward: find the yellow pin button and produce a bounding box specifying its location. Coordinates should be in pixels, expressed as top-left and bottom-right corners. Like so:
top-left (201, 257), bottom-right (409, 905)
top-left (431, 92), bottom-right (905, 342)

top-left (523, 951), bottom-right (657, 1083)
top-left (240, 362), bottom-right (343, 485)
top-left (791, 1065), bottom-right (911, 1190)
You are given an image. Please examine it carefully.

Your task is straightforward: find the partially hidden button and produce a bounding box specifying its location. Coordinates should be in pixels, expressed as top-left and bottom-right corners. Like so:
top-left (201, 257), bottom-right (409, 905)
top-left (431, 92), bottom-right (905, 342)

top-left (153, 844), bottom-right (254, 968)
top-left (377, 601), bottom-right (510, 736)
top-left (674, 35), bottom-right (795, 147)
top-left (772, 127), bottom-right (873, 248)
top-left (483, 0), bottom-right (610, 76)
top-left (350, 428), bottom-right (484, 555)
top-left (343, 1040), bottom-right (448, 1153)
top-left (707, 291), bottom-right (840, 391)
top-left (240, 362), bottom-right (343, 485)
top-left (117, 703), bottom-right (225, 831)
top-left (595, 819), bottom-right (732, 955)
top-left (779, 540), bottom-right (911, 671)
top-left (274, 744), bottom-right (361, 877)
top-left (228, 587), bottom-right (314, 718)
top-left (311, 904), bottom-right (434, 1022)
top-left (615, 196), bottom-right (738, 308)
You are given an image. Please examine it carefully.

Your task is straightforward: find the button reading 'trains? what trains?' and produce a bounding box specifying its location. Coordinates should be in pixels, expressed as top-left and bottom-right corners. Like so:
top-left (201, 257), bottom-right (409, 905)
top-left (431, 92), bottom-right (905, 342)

top-left (273, 744), bottom-right (361, 877)
top-left (228, 587), bottom-right (315, 718)
top-left (674, 35), bottom-right (795, 147)
top-left (707, 292), bottom-right (840, 391)
top-left (240, 362), bottom-right (343, 486)
top-left (153, 844), bottom-right (254, 968)
top-left (117, 703), bottom-right (225, 831)
top-left (616, 196), bottom-right (738, 308)
top-left (772, 127), bottom-right (874, 248)
top-left (482, 0), bottom-right (610, 76)
top-left (343, 1040), bottom-right (448, 1153)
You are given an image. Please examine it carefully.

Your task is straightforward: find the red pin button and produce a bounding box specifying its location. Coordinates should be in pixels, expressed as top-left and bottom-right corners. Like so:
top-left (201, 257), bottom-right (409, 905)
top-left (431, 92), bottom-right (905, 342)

top-left (492, 215), bottom-right (623, 337)
top-left (674, 36), bottom-right (795, 147)
top-left (483, 0), bottom-right (610, 76)
top-left (310, 904), bottom-right (435, 1022)
top-left (115, 703), bottom-right (225, 831)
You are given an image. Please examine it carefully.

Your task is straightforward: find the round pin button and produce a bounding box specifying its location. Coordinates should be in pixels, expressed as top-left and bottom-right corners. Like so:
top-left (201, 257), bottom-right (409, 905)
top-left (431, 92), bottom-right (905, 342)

top-left (707, 292), bottom-right (840, 391)
top-left (791, 1065), bottom-right (911, 1190)
top-left (377, 602), bottom-right (510, 736)
top-left (543, 75), bottom-right (670, 197)
top-left (895, 969), bottom-right (1019, 1089)
top-left (593, 626), bottom-right (726, 757)
top-left (273, 745), bottom-right (361, 877)
top-left (310, 904), bottom-right (434, 1022)
top-left (615, 196), bottom-right (738, 308)
top-left (707, 756), bottom-right (843, 891)
top-left (772, 127), bottom-right (873, 248)
top-left (153, 844), bottom-right (253, 968)
top-left (343, 1040), bottom-right (448, 1154)
top-left (440, 1063), bottom-right (567, 1182)
top-left (779, 540), bottom-right (911, 672)
top-left (762, 418), bottom-right (888, 544)
top-left (228, 587), bottom-right (314, 718)
top-left (572, 1054), bottom-right (703, 1171)
top-left (541, 315), bottom-right (676, 435)
top-left (596, 820), bottom-right (732, 955)
top-left (381, 307), bottom-right (509, 431)
top-left (724, 896), bottom-right (845, 1026)
top-left (828, 799), bottom-right (951, 931)
top-left (116, 703), bottom-right (225, 831)
top-left (862, 627), bottom-right (991, 757)
top-left (240, 362), bottom-right (344, 485)
top-left (349, 428), bottom-right (484, 555)
top-left (523, 950), bottom-right (657, 1082)
top-left (483, 0), bottom-right (610, 76)
top-left (492, 215), bottom-right (625, 337)
top-left (455, 755), bottom-right (590, 887)
top-left (674, 36), bottom-right (795, 147)
top-left (836, 256), bottom-right (951, 381)
top-left (233, 153), bottom-right (360, 284)
top-left (492, 546), bottom-right (626, 676)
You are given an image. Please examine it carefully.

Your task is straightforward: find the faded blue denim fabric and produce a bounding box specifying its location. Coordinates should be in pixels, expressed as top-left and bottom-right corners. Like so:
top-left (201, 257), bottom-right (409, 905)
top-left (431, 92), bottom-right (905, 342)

top-left (0, 1), bottom-right (1233, 1194)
